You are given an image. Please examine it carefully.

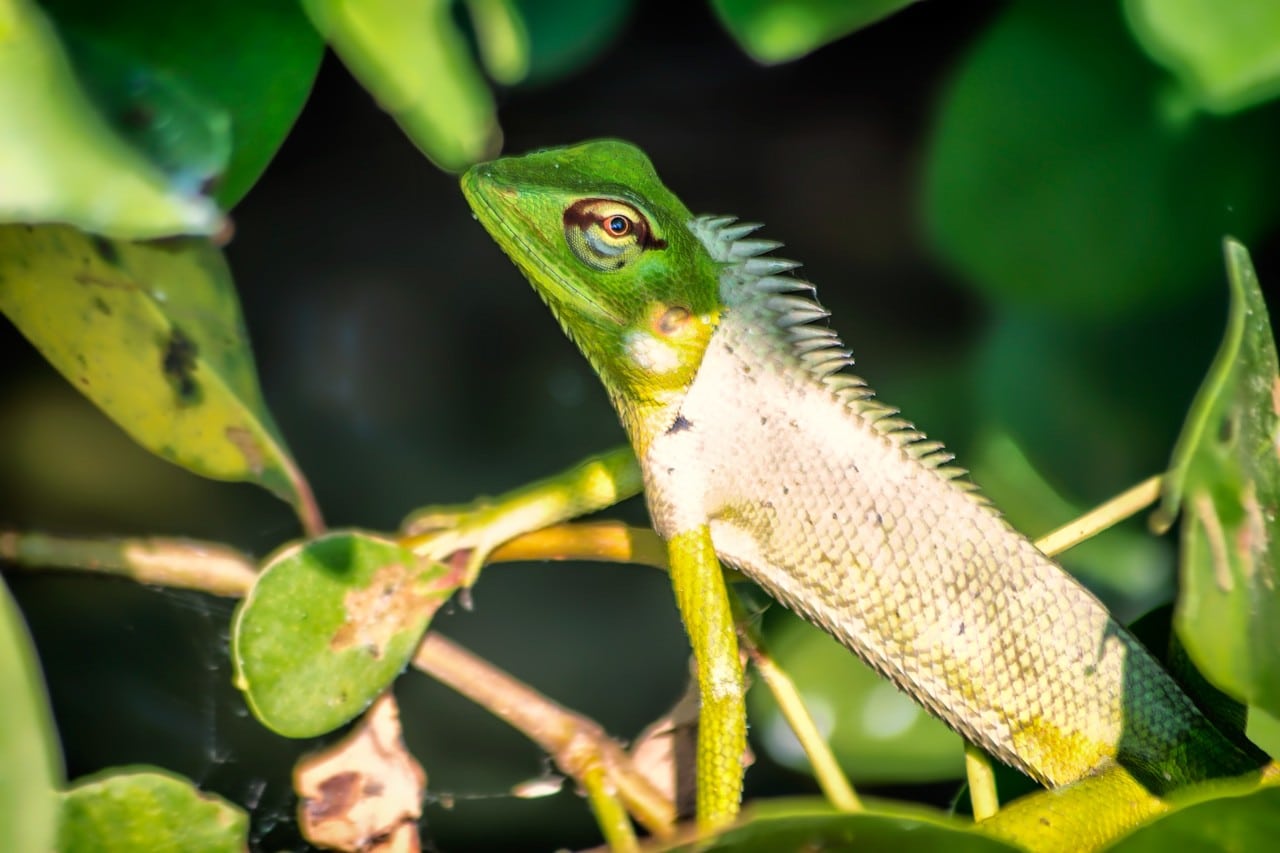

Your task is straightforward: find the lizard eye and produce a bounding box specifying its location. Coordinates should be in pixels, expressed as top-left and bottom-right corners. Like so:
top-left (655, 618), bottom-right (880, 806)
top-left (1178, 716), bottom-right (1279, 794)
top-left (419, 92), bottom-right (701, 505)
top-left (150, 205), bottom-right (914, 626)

top-left (563, 198), bottom-right (664, 271)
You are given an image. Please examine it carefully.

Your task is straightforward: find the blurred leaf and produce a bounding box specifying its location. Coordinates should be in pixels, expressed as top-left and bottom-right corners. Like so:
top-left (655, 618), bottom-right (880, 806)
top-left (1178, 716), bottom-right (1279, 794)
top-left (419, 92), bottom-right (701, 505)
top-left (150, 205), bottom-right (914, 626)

top-left (509, 0), bottom-right (632, 85)
top-left (972, 302), bottom-right (1216, 506)
top-left (303, 0), bottom-right (500, 172)
top-left (924, 1), bottom-right (1280, 318)
top-left (662, 799), bottom-right (1018, 852)
top-left (0, 225), bottom-right (321, 533)
top-left (1106, 785), bottom-right (1280, 851)
top-left (58, 767), bottom-right (247, 852)
top-left (0, 0), bottom-right (220, 238)
top-left (1125, 0), bottom-right (1280, 114)
top-left (233, 531), bottom-right (455, 738)
top-left (750, 616), bottom-right (962, 783)
top-left (1247, 705), bottom-right (1280, 759)
top-left (42, 0), bottom-right (323, 207)
top-left (0, 578), bottom-right (61, 853)
top-left (55, 33), bottom-right (231, 200)
top-left (1154, 240), bottom-right (1280, 718)
top-left (465, 0), bottom-right (529, 85)
top-left (711, 0), bottom-right (919, 64)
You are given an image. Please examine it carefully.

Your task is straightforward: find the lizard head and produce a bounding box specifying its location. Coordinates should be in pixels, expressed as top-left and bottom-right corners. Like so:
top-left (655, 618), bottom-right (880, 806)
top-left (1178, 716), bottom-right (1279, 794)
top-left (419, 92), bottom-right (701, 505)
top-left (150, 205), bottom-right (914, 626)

top-left (461, 139), bottom-right (721, 445)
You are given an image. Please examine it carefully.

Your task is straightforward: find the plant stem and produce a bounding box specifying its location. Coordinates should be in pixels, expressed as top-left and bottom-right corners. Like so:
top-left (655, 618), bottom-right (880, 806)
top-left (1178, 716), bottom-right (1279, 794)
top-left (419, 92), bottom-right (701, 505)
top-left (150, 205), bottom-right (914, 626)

top-left (1034, 475), bottom-right (1162, 557)
top-left (0, 530), bottom-right (257, 597)
top-left (412, 632), bottom-right (674, 836)
top-left (965, 742), bottom-right (999, 821)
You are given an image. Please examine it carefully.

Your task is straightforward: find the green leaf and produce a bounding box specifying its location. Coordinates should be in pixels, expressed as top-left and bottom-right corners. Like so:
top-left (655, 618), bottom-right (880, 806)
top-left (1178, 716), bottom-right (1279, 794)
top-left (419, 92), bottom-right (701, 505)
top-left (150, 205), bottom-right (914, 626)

top-left (465, 0), bottom-right (529, 85)
top-left (58, 767), bottom-right (247, 852)
top-left (749, 616), bottom-right (962, 783)
top-left (233, 531), bottom-right (455, 738)
top-left (0, 577), bottom-right (62, 853)
top-left (303, 0), bottom-right (500, 173)
top-left (924, 1), bottom-right (1280, 318)
top-left (0, 225), bottom-right (321, 533)
top-left (41, 0), bottom-right (324, 207)
top-left (1153, 240), bottom-right (1280, 718)
top-left (507, 0), bottom-right (632, 85)
top-left (0, 0), bottom-right (220, 238)
top-left (711, 0), bottom-right (919, 64)
top-left (664, 799), bottom-right (1019, 852)
top-left (1106, 785), bottom-right (1280, 851)
top-left (1125, 0), bottom-right (1280, 115)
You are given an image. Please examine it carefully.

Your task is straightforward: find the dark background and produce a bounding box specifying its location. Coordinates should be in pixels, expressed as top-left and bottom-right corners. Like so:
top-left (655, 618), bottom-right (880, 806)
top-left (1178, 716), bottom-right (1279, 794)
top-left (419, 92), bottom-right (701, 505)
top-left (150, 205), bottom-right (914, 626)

top-left (5, 1), bottom-right (1277, 849)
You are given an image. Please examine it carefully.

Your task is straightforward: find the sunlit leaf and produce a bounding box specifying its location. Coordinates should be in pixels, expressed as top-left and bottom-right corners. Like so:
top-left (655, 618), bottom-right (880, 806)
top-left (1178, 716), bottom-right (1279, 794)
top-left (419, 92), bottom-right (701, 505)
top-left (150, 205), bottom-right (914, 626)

top-left (750, 616), bottom-right (962, 783)
top-left (0, 0), bottom-right (220, 238)
top-left (465, 0), bottom-right (529, 85)
top-left (233, 531), bottom-right (456, 738)
top-left (924, 1), bottom-right (1280, 317)
top-left (1154, 239), bottom-right (1280, 718)
top-left (662, 799), bottom-right (1018, 852)
top-left (1125, 0), bottom-right (1280, 115)
top-left (0, 225), bottom-right (321, 533)
top-left (42, 0), bottom-right (324, 207)
top-left (711, 0), bottom-right (919, 64)
top-left (0, 578), bottom-right (61, 853)
top-left (1106, 785), bottom-right (1280, 851)
top-left (303, 0), bottom-right (500, 172)
top-left (58, 767), bottom-right (247, 852)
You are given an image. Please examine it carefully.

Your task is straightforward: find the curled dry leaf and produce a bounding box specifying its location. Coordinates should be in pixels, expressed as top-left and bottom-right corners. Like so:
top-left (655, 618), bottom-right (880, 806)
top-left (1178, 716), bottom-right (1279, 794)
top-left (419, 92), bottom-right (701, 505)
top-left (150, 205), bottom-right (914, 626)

top-left (628, 676), bottom-right (701, 822)
top-left (295, 693), bottom-right (425, 853)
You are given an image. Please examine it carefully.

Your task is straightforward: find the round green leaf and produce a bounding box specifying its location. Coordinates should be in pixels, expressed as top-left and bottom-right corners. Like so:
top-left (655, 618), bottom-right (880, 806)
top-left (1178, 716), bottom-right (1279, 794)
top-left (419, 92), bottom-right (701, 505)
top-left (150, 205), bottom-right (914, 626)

top-left (0, 0), bottom-right (220, 238)
top-left (749, 616), bottom-right (962, 783)
top-left (233, 531), bottom-right (455, 738)
top-left (0, 578), bottom-right (62, 853)
top-left (0, 225), bottom-right (321, 532)
top-left (58, 767), bottom-right (246, 853)
top-left (1126, 0), bottom-right (1280, 114)
top-left (43, 0), bottom-right (323, 207)
top-left (924, 1), bottom-right (1280, 317)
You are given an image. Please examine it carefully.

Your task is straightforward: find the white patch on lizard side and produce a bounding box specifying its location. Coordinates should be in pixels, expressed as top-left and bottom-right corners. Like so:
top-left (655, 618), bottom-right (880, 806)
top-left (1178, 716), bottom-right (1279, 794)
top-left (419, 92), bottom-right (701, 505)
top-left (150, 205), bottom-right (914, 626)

top-left (624, 329), bottom-right (681, 374)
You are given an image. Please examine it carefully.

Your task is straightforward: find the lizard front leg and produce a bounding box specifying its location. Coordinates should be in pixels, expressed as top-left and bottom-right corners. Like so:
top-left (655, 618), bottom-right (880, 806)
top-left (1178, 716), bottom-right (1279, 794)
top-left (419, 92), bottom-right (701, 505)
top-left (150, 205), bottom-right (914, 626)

top-left (667, 524), bottom-right (748, 829)
top-left (401, 444), bottom-right (642, 582)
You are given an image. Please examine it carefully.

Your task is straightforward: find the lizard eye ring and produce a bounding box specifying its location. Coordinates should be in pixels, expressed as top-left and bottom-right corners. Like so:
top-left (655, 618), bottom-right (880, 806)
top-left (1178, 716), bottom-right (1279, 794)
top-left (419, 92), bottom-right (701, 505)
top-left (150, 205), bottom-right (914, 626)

top-left (563, 199), bottom-right (662, 270)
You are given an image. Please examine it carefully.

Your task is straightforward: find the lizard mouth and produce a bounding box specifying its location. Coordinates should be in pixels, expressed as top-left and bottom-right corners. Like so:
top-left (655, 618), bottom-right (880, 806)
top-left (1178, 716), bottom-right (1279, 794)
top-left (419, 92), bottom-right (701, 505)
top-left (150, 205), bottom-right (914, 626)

top-left (461, 168), bottom-right (623, 327)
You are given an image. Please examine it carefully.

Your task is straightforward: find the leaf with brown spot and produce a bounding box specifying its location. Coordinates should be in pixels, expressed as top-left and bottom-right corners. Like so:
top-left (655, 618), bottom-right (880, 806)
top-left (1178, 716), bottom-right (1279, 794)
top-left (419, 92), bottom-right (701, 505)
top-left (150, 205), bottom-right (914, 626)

top-left (1155, 239), bottom-right (1280, 718)
top-left (330, 562), bottom-right (443, 659)
top-left (0, 224), bottom-right (322, 534)
top-left (58, 767), bottom-right (247, 852)
top-left (233, 531), bottom-right (455, 738)
top-left (295, 694), bottom-right (424, 853)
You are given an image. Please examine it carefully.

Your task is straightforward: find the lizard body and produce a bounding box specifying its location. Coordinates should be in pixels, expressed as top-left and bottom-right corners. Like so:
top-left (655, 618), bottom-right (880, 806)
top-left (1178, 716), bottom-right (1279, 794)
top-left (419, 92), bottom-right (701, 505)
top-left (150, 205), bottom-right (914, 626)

top-left (459, 139), bottom-right (1266, 844)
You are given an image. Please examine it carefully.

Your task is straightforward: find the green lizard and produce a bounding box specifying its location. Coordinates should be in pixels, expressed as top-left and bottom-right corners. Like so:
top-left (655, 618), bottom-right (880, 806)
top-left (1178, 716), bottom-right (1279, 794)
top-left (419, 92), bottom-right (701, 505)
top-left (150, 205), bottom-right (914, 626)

top-left (441, 139), bottom-right (1273, 848)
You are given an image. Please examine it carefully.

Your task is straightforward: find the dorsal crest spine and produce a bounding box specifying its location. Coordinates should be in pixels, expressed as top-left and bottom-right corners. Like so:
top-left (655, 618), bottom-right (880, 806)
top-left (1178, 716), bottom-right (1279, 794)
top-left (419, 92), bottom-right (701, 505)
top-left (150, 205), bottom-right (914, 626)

top-left (687, 214), bottom-right (982, 491)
